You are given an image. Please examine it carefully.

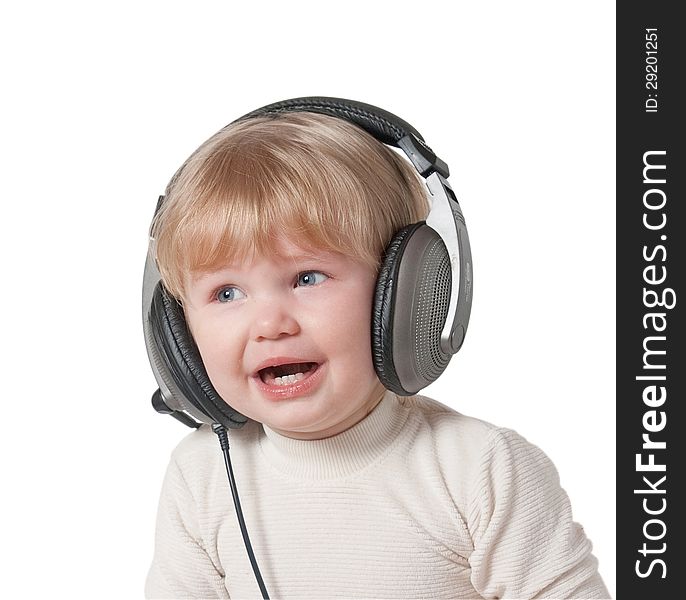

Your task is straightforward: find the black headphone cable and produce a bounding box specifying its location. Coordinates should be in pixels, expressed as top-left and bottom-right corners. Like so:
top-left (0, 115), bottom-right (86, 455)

top-left (212, 424), bottom-right (270, 600)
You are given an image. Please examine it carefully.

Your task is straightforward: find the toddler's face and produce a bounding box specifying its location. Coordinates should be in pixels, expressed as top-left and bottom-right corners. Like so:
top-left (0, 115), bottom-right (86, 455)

top-left (183, 235), bottom-right (385, 440)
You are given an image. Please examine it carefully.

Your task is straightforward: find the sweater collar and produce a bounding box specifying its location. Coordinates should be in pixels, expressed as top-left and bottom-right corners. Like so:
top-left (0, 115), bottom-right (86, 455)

top-left (259, 390), bottom-right (408, 480)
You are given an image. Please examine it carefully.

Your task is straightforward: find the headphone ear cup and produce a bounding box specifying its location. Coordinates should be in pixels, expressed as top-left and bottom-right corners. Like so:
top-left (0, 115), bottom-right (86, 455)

top-left (149, 282), bottom-right (248, 428)
top-left (372, 223), bottom-right (453, 395)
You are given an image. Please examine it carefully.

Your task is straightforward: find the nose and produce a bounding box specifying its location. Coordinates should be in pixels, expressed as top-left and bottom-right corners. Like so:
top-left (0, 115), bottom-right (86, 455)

top-left (250, 298), bottom-right (301, 341)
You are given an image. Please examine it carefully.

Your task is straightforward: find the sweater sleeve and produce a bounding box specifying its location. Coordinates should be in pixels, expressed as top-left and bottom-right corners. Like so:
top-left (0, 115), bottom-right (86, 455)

top-left (467, 428), bottom-right (610, 599)
top-left (145, 457), bottom-right (230, 599)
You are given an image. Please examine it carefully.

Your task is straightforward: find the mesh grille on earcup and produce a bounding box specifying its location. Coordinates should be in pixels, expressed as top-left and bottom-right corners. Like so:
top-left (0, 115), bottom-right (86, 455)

top-left (373, 223), bottom-right (456, 395)
top-left (388, 224), bottom-right (455, 394)
top-left (414, 238), bottom-right (452, 381)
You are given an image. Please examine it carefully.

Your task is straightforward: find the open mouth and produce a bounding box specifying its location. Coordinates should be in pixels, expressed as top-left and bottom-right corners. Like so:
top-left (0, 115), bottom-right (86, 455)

top-left (257, 362), bottom-right (319, 386)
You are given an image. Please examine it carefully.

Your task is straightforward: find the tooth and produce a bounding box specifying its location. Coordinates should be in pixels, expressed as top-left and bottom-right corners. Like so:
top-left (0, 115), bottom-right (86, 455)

top-left (266, 372), bottom-right (308, 386)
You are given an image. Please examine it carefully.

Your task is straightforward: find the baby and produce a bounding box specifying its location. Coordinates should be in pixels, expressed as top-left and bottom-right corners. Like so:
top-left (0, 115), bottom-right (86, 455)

top-left (143, 99), bottom-right (609, 599)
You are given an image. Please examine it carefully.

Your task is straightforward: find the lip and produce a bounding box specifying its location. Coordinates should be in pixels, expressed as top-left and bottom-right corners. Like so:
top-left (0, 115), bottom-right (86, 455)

top-left (252, 356), bottom-right (321, 376)
top-left (251, 361), bottom-right (326, 401)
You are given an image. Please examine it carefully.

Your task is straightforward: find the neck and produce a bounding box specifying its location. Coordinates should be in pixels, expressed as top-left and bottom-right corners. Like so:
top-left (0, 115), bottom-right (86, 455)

top-left (259, 389), bottom-right (408, 479)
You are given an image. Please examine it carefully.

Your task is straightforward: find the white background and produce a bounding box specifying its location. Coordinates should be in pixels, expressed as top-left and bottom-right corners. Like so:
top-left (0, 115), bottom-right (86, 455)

top-left (1, 1), bottom-right (615, 598)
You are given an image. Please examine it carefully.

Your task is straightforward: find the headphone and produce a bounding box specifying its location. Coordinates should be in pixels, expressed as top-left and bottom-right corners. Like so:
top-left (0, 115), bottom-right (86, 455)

top-left (142, 97), bottom-right (473, 431)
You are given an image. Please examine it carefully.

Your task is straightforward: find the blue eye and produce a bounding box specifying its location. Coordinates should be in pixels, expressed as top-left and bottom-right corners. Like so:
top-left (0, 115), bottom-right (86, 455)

top-left (215, 286), bottom-right (246, 303)
top-left (297, 271), bottom-right (328, 287)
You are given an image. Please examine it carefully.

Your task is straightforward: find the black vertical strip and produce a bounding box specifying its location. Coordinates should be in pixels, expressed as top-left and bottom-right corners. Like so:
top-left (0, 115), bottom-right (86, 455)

top-left (617, 3), bottom-right (685, 597)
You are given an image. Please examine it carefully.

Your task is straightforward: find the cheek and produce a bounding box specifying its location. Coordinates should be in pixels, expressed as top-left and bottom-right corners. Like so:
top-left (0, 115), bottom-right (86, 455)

top-left (321, 282), bottom-right (375, 356)
top-left (185, 312), bottom-right (241, 376)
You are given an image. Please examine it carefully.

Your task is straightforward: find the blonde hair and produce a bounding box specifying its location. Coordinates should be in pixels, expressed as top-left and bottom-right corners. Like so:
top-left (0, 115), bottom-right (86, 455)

top-left (151, 111), bottom-right (430, 303)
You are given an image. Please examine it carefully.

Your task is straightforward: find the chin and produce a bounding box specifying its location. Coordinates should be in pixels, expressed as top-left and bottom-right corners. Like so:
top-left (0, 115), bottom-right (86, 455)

top-left (267, 403), bottom-right (335, 432)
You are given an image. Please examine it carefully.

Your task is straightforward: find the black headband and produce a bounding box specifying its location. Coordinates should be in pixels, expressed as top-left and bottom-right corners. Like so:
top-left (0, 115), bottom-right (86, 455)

top-left (234, 96), bottom-right (449, 179)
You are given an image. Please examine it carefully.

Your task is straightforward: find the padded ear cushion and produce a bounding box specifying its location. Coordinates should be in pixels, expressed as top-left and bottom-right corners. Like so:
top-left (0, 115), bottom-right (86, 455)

top-left (373, 222), bottom-right (454, 396)
top-left (149, 282), bottom-right (248, 428)
top-left (372, 223), bottom-right (424, 395)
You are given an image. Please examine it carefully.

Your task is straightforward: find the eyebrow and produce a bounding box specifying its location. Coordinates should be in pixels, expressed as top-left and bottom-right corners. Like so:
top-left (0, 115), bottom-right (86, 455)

top-left (281, 251), bottom-right (326, 261)
top-left (191, 252), bottom-right (338, 283)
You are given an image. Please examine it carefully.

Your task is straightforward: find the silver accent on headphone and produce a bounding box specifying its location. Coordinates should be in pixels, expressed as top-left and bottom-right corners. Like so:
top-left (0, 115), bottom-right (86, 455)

top-left (424, 172), bottom-right (472, 355)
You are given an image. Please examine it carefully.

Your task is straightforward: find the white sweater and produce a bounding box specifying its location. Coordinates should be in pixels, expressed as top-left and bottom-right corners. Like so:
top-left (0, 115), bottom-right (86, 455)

top-left (145, 391), bottom-right (609, 599)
